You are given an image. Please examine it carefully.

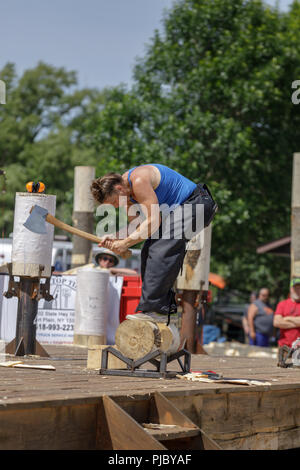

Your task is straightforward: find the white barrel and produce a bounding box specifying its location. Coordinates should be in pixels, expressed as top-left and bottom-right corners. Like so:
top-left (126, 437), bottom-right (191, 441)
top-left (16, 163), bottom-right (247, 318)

top-left (12, 193), bottom-right (56, 278)
top-left (74, 267), bottom-right (109, 339)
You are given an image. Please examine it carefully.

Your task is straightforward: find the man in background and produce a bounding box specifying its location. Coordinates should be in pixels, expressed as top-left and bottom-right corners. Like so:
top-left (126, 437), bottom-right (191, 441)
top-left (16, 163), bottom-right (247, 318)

top-left (242, 291), bottom-right (257, 343)
top-left (273, 279), bottom-right (300, 348)
top-left (248, 288), bottom-right (274, 347)
top-left (95, 248), bottom-right (137, 277)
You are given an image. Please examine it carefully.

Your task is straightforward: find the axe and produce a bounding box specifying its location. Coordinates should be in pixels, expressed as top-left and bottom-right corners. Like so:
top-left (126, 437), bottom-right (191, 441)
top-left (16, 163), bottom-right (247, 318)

top-left (23, 205), bottom-right (132, 259)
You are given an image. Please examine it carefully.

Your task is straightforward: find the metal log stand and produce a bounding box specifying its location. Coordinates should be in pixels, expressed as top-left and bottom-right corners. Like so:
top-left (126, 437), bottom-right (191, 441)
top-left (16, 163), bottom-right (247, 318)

top-left (3, 263), bottom-right (53, 357)
top-left (99, 346), bottom-right (191, 379)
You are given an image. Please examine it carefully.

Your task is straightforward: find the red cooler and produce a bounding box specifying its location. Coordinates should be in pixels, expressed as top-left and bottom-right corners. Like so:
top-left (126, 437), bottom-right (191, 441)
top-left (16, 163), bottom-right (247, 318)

top-left (119, 276), bottom-right (142, 323)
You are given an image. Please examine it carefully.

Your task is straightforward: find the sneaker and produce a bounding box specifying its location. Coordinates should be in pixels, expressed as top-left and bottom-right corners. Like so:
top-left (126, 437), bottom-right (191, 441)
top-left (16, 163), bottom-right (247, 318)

top-left (126, 312), bottom-right (167, 323)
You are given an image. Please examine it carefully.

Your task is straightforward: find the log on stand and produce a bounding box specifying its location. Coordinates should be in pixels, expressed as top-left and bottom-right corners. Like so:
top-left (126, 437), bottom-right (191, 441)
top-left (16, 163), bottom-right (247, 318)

top-left (100, 319), bottom-right (189, 379)
top-left (115, 319), bottom-right (181, 360)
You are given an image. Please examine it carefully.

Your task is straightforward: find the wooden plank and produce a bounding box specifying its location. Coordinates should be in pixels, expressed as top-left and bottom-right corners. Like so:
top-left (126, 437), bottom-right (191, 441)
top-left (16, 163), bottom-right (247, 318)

top-left (96, 395), bottom-right (166, 450)
top-left (0, 403), bottom-right (98, 450)
top-left (3, 345), bottom-right (300, 449)
top-left (144, 424), bottom-right (200, 440)
top-left (0, 361), bottom-right (55, 370)
top-left (168, 388), bottom-right (300, 450)
top-left (87, 345), bottom-right (127, 370)
top-left (150, 391), bottom-right (199, 427)
top-left (150, 392), bottom-right (221, 450)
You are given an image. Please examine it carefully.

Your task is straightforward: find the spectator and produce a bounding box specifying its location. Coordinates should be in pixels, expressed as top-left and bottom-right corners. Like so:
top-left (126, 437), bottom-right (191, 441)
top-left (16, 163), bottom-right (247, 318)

top-left (94, 248), bottom-right (137, 276)
top-left (248, 288), bottom-right (274, 347)
top-left (273, 278), bottom-right (300, 348)
top-left (242, 291), bottom-right (257, 343)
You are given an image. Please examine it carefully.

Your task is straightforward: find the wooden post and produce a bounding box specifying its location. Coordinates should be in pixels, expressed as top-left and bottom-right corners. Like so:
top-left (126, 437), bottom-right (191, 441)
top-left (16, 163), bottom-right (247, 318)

top-left (5, 193), bottom-right (56, 357)
top-left (71, 166), bottom-right (95, 268)
top-left (291, 153), bottom-right (300, 279)
top-left (177, 226), bottom-right (212, 353)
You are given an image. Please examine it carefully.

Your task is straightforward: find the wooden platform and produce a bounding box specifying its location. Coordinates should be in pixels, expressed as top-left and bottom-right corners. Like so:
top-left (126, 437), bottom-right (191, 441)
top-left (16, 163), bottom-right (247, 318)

top-left (1, 344), bottom-right (300, 450)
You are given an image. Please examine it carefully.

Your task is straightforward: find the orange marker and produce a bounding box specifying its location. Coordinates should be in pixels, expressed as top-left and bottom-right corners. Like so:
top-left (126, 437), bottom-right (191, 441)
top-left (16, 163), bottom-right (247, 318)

top-left (26, 182), bottom-right (46, 193)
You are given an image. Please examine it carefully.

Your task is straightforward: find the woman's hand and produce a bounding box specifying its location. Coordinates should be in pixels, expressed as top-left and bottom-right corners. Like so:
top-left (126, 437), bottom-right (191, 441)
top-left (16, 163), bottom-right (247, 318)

top-left (98, 234), bottom-right (114, 247)
top-left (249, 330), bottom-right (256, 341)
top-left (98, 237), bottom-right (129, 256)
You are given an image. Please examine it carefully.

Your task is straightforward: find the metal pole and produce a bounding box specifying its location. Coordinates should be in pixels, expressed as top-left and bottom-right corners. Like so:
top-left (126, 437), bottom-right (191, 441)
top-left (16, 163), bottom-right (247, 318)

top-left (15, 278), bottom-right (39, 355)
top-left (4, 265), bottom-right (51, 357)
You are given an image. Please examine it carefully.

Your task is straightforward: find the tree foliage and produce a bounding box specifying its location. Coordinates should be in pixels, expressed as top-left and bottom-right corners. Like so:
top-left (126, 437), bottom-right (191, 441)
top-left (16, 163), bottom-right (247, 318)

top-left (79, 0), bottom-right (300, 296)
top-left (1, 1), bottom-right (300, 298)
top-left (0, 62), bottom-right (102, 230)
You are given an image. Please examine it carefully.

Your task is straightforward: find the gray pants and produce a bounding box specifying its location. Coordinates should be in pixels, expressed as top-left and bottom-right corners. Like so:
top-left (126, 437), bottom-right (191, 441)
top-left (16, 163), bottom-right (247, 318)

top-left (135, 184), bottom-right (217, 316)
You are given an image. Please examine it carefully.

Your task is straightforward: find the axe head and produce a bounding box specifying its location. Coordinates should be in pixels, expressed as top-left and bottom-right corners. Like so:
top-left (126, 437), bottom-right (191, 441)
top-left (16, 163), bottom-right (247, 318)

top-left (23, 205), bottom-right (49, 234)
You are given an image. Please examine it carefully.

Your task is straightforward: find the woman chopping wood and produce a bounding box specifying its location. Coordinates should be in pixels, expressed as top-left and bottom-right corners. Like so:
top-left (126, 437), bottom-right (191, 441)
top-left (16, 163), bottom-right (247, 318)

top-left (90, 163), bottom-right (217, 324)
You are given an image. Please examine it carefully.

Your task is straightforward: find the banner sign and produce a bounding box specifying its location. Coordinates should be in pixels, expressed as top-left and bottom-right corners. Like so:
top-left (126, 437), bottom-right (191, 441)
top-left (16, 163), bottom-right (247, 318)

top-left (0, 274), bottom-right (123, 345)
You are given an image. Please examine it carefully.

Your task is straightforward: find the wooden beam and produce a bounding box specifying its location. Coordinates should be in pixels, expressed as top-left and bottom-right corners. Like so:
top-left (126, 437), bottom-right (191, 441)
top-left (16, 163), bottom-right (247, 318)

top-left (150, 392), bottom-right (221, 450)
top-left (96, 395), bottom-right (166, 450)
top-left (71, 166), bottom-right (95, 268)
top-left (0, 404), bottom-right (98, 450)
top-left (291, 153), bottom-right (300, 278)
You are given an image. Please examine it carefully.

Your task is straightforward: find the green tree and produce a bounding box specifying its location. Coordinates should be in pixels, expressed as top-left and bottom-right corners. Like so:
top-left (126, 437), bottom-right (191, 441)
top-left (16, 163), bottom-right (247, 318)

top-left (0, 62), bottom-right (100, 233)
top-left (79, 0), bottom-right (300, 297)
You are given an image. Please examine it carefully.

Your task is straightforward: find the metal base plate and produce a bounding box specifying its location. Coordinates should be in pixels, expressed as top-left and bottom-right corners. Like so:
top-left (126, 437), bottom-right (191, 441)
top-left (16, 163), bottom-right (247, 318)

top-left (99, 346), bottom-right (191, 379)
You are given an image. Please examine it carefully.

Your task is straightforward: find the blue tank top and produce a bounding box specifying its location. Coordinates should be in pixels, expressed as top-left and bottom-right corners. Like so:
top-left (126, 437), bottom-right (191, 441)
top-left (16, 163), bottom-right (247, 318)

top-left (127, 164), bottom-right (196, 206)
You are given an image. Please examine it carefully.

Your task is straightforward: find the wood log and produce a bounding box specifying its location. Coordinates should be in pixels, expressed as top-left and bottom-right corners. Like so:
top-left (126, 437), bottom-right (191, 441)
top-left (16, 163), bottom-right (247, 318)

top-left (157, 322), bottom-right (180, 354)
top-left (115, 319), bottom-right (160, 360)
top-left (73, 334), bottom-right (106, 347)
top-left (156, 323), bottom-right (173, 353)
top-left (87, 344), bottom-right (126, 370)
top-left (115, 319), bottom-right (180, 360)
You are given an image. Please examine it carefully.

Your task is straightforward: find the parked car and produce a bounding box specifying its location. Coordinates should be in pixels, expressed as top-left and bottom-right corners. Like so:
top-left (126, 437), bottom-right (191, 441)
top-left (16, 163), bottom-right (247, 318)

top-left (206, 289), bottom-right (250, 343)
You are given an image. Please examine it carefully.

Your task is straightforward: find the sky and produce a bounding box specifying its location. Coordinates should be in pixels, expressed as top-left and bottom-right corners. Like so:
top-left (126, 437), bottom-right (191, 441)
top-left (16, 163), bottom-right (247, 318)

top-left (0, 0), bottom-right (295, 91)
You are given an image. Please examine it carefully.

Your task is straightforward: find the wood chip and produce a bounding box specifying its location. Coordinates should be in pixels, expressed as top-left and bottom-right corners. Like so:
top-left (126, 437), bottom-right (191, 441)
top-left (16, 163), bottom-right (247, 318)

top-left (0, 361), bottom-right (23, 367)
top-left (0, 361), bottom-right (55, 371)
top-left (178, 372), bottom-right (271, 386)
top-left (142, 423), bottom-right (177, 430)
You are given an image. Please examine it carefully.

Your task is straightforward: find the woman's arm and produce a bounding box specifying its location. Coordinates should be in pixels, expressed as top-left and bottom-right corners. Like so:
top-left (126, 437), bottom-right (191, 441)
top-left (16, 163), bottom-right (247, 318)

top-left (101, 171), bottom-right (161, 254)
top-left (242, 315), bottom-right (249, 335)
top-left (247, 304), bottom-right (258, 340)
top-left (123, 175), bottom-right (161, 247)
top-left (273, 315), bottom-right (298, 329)
top-left (110, 267), bottom-right (138, 276)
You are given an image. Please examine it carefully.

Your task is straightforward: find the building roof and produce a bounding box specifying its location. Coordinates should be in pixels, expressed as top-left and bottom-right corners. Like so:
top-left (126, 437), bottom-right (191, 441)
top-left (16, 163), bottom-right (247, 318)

top-left (256, 236), bottom-right (291, 257)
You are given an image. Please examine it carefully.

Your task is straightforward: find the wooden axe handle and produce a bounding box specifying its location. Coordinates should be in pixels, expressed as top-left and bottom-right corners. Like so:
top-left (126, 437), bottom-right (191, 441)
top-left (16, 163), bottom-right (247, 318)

top-left (45, 213), bottom-right (132, 259)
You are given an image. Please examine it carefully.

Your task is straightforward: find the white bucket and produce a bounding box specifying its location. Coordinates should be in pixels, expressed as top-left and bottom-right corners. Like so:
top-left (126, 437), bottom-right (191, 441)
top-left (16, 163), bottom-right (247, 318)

top-left (74, 267), bottom-right (109, 338)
